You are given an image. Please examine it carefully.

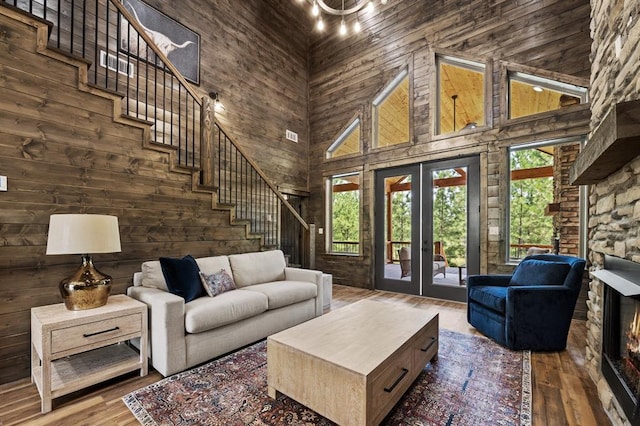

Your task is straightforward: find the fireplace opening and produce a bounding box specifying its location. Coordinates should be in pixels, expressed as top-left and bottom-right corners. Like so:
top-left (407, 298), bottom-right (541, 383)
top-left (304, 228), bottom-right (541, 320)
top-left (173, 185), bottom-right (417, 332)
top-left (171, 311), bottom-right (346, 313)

top-left (602, 255), bottom-right (640, 426)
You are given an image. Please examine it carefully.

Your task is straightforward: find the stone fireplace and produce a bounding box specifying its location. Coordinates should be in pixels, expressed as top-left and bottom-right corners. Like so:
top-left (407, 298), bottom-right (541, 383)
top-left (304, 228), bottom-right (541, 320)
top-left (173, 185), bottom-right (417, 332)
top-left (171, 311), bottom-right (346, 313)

top-left (570, 0), bottom-right (640, 424)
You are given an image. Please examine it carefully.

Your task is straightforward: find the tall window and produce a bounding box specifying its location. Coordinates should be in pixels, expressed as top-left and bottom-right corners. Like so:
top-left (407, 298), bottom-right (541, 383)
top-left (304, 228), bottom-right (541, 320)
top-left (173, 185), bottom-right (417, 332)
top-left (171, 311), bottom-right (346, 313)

top-left (508, 145), bottom-right (554, 260)
top-left (509, 140), bottom-right (583, 261)
top-left (437, 56), bottom-right (486, 135)
top-left (509, 72), bottom-right (587, 119)
top-left (372, 69), bottom-right (410, 148)
top-left (326, 118), bottom-right (361, 159)
top-left (327, 173), bottom-right (361, 255)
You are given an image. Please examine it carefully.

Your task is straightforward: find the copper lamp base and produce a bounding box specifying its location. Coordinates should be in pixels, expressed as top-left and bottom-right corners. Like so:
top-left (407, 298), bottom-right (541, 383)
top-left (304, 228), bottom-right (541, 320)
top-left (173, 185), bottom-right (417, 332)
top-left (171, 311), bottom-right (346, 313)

top-left (59, 255), bottom-right (112, 310)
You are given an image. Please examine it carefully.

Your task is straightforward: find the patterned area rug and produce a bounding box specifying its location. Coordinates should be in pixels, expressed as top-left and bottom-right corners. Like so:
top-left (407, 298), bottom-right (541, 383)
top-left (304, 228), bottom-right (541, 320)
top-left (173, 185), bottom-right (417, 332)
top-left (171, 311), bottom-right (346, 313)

top-left (124, 330), bottom-right (531, 425)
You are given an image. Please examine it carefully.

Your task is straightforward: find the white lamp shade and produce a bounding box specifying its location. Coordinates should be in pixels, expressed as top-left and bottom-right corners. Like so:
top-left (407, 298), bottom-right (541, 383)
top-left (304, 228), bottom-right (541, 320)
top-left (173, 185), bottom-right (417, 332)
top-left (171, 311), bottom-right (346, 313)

top-left (46, 214), bottom-right (122, 255)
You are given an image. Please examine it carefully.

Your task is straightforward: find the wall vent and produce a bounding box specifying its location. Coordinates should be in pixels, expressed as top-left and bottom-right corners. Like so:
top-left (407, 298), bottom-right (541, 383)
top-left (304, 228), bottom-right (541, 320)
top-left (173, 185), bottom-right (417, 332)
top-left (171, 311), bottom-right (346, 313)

top-left (99, 50), bottom-right (134, 78)
top-left (286, 129), bottom-right (298, 143)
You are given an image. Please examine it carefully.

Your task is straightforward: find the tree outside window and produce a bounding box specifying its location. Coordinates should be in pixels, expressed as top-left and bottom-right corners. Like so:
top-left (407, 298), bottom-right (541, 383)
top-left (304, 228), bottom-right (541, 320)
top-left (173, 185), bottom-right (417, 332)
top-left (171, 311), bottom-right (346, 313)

top-left (509, 147), bottom-right (554, 260)
top-left (328, 173), bottom-right (360, 254)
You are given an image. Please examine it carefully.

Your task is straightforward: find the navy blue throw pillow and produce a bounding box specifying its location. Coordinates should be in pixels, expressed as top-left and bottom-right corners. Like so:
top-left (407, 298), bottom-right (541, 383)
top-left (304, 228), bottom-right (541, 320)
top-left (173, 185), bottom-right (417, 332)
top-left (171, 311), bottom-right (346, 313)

top-left (159, 255), bottom-right (204, 302)
top-left (509, 259), bottom-right (571, 287)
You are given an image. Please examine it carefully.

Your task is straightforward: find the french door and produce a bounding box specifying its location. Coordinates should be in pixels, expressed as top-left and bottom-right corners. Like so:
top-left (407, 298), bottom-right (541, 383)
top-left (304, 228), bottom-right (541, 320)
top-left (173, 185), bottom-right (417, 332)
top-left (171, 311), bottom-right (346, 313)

top-left (374, 156), bottom-right (480, 302)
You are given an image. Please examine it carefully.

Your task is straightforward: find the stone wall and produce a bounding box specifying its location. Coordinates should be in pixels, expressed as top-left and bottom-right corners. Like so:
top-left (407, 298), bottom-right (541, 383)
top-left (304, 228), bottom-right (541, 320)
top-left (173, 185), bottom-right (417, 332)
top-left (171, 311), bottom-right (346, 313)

top-left (554, 144), bottom-right (581, 256)
top-left (586, 0), bottom-right (640, 424)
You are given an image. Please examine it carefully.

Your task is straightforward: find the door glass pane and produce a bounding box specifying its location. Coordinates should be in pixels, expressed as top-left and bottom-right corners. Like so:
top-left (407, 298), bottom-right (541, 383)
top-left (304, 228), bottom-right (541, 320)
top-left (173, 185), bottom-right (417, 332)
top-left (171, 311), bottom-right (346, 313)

top-left (383, 175), bottom-right (412, 280)
top-left (432, 167), bottom-right (467, 286)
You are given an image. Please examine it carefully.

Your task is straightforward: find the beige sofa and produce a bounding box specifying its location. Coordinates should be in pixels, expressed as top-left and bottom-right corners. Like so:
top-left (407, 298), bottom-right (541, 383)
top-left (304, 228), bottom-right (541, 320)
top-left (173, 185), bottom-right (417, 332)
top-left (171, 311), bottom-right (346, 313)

top-left (127, 250), bottom-right (323, 377)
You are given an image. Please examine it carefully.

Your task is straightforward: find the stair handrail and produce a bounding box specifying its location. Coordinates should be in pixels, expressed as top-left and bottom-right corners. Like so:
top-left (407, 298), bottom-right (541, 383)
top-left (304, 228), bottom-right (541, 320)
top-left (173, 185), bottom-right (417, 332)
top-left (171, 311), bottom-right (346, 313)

top-left (213, 123), bottom-right (309, 231)
top-left (108, 0), bottom-right (308, 231)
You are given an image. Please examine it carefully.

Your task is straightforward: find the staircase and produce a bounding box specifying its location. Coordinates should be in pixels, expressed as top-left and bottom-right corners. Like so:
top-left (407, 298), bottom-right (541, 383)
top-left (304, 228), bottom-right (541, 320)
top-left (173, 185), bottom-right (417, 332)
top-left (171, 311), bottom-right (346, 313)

top-left (2, 0), bottom-right (312, 266)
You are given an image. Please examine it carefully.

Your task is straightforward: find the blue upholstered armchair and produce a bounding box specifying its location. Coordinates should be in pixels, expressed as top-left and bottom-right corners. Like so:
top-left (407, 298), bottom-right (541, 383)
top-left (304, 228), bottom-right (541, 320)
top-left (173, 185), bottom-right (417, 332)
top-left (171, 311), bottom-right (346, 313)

top-left (467, 254), bottom-right (586, 351)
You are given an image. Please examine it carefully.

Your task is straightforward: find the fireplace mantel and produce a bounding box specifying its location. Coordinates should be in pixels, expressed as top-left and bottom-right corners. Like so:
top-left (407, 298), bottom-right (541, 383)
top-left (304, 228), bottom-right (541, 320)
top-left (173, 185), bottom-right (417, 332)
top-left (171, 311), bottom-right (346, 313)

top-left (591, 269), bottom-right (640, 296)
top-left (570, 99), bottom-right (640, 185)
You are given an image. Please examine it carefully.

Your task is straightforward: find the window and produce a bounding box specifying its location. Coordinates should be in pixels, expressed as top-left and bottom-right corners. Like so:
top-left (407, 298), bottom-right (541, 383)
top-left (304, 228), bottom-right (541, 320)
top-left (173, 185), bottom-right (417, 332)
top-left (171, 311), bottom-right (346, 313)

top-left (508, 140), bottom-right (582, 261)
top-left (327, 173), bottom-right (361, 254)
top-left (437, 56), bottom-right (486, 135)
top-left (508, 72), bottom-right (587, 119)
top-left (372, 69), bottom-right (410, 148)
top-left (326, 118), bottom-right (361, 159)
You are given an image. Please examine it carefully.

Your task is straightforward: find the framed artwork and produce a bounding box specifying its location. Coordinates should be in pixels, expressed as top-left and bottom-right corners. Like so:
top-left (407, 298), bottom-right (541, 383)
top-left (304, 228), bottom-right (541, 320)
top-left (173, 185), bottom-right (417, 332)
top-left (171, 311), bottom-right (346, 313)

top-left (120, 0), bottom-right (200, 85)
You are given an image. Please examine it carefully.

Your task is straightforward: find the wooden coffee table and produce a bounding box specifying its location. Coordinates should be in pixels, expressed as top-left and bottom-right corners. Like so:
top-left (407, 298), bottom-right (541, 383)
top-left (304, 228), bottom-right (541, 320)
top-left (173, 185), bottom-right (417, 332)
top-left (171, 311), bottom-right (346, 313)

top-left (267, 299), bottom-right (438, 426)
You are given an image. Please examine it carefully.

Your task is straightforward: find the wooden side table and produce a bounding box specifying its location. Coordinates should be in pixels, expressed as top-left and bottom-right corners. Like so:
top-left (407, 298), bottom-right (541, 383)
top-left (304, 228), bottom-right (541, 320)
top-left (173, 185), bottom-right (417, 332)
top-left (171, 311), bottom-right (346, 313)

top-left (31, 294), bottom-right (148, 413)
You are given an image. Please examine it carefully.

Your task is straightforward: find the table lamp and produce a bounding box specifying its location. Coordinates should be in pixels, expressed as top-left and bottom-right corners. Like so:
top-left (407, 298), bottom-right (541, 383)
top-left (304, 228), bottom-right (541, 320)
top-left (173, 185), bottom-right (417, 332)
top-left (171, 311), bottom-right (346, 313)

top-left (46, 214), bottom-right (122, 310)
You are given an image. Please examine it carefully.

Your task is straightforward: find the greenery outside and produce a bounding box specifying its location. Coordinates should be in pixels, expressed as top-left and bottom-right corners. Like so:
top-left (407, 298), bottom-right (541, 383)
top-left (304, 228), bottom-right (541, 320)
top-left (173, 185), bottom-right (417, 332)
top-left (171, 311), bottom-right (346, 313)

top-left (509, 148), bottom-right (554, 260)
top-left (433, 169), bottom-right (467, 267)
top-left (330, 174), bottom-right (360, 253)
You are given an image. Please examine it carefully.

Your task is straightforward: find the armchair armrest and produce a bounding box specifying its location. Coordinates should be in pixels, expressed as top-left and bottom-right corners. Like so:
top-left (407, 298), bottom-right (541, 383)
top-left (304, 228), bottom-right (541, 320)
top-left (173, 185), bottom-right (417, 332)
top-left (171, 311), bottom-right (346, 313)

top-left (505, 285), bottom-right (577, 350)
top-left (466, 274), bottom-right (512, 288)
top-left (285, 267), bottom-right (323, 316)
top-left (127, 286), bottom-right (187, 377)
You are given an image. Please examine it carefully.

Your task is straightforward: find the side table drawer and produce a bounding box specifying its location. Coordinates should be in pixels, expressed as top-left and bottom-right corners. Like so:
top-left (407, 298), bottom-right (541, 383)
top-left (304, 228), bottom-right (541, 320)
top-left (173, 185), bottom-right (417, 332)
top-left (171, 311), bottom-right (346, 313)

top-left (51, 313), bottom-right (142, 355)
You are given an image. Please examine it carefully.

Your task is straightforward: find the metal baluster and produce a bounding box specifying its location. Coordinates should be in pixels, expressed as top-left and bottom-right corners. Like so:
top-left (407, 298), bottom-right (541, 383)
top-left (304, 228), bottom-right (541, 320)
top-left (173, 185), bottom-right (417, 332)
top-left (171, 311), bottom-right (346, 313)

top-left (94, 0), bottom-right (98, 84)
top-left (136, 33), bottom-right (140, 116)
top-left (169, 75), bottom-right (173, 148)
top-left (153, 52), bottom-right (157, 143)
top-left (145, 41), bottom-right (149, 121)
top-left (70, 0), bottom-right (74, 54)
top-left (125, 22), bottom-right (130, 114)
top-left (178, 84), bottom-right (182, 163)
top-left (104, 0), bottom-right (109, 88)
top-left (82, 0), bottom-right (86, 57)
top-left (192, 98), bottom-right (196, 168)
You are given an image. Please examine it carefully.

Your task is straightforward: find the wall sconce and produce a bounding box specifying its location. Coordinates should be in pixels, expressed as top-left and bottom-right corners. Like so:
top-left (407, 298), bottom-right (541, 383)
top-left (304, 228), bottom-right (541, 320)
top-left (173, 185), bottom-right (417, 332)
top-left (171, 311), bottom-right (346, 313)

top-left (46, 214), bottom-right (122, 310)
top-left (208, 92), bottom-right (225, 113)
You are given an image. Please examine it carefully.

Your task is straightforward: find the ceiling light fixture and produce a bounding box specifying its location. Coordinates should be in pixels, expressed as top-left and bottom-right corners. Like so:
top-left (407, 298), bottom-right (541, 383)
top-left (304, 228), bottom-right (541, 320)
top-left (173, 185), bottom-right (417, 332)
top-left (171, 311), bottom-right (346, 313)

top-left (533, 85), bottom-right (544, 92)
top-left (305, 0), bottom-right (389, 36)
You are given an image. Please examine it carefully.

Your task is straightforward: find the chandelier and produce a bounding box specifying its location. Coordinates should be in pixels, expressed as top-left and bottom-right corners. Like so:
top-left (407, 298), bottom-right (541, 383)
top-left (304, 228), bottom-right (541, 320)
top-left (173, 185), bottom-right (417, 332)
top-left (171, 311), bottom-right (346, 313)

top-left (302, 0), bottom-right (389, 35)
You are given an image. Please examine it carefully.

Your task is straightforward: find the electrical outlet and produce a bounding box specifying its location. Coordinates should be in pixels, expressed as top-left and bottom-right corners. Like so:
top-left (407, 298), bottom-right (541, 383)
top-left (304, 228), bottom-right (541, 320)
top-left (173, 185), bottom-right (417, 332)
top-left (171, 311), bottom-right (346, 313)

top-left (285, 129), bottom-right (298, 143)
top-left (0, 176), bottom-right (6, 191)
top-left (318, 228), bottom-right (324, 235)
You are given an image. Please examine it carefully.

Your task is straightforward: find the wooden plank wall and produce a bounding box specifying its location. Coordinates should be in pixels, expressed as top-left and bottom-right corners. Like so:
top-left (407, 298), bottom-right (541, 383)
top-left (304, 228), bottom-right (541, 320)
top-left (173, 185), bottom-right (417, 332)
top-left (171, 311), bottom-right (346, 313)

top-left (306, 0), bottom-right (593, 288)
top-left (0, 0), bottom-right (310, 385)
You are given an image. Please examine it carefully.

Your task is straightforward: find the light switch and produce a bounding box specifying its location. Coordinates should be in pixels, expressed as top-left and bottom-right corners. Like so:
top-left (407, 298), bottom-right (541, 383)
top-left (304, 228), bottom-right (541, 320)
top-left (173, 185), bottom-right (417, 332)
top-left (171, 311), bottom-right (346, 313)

top-left (318, 228), bottom-right (324, 235)
top-left (0, 176), bottom-right (6, 191)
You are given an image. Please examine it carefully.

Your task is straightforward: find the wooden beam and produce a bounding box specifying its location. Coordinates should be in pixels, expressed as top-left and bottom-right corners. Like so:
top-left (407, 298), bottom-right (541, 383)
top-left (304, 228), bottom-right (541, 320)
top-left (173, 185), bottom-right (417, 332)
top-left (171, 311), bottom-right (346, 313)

top-left (333, 182), bottom-right (360, 192)
top-left (511, 165), bottom-right (554, 180)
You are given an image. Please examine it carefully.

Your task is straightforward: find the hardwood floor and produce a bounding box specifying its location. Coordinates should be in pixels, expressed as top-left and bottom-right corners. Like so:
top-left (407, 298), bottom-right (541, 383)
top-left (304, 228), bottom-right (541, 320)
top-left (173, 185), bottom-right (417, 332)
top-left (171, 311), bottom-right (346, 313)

top-left (0, 285), bottom-right (611, 425)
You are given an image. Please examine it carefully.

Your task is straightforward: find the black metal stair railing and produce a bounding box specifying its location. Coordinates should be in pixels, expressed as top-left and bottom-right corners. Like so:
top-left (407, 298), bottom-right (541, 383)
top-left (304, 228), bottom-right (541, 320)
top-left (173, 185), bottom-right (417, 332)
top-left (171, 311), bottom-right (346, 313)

top-left (3, 0), bottom-right (311, 266)
top-left (214, 123), bottom-right (309, 266)
top-left (4, 0), bottom-right (201, 169)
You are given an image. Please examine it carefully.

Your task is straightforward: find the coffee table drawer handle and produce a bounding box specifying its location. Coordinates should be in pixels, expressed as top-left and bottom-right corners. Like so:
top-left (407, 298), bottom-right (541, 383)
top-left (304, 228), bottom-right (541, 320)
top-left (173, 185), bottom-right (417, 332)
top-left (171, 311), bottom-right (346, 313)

top-left (384, 368), bottom-right (409, 393)
top-left (420, 336), bottom-right (437, 352)
top-left (83, 326), bottom-right (120, 338)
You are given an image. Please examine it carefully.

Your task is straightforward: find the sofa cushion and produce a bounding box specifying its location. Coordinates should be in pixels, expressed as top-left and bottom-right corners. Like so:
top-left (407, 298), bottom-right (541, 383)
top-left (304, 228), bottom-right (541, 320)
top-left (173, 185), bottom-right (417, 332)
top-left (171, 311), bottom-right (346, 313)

top-left (184, 289), bottom-right (268, 333)
top-left (160, 255), bottom-right (205, 303)
top-left (468, 286), bottom-right (508, 314)
top-left (196, 256), bottom-right (232, 276)
top-left (228, 250), bottom-right (286, 288)
top-left (509, 259), bottom-right (571, 287)
top-left (140, 260), bottom-right (168, 291)
top-left (242, 281), bottom-right (318, 310)
top-left (199, 269), bottom-right (236, 298)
